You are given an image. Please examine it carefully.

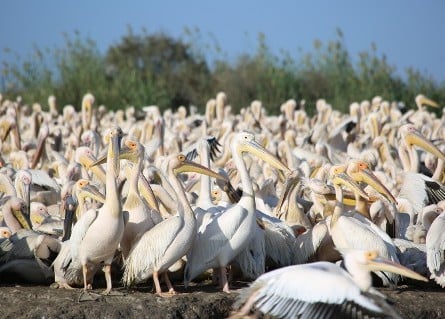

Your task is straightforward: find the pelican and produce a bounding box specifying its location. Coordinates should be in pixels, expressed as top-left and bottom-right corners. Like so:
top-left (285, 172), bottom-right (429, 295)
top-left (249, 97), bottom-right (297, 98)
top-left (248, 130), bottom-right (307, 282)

top-left (328, 165), bottom-right (401, 286)
top-left (62, 127), bottom-right (124, 294)
top-left (122, 154), bottom-right (227, 295)
top-left (230, 249), bottom-right (427, 319)
top-left (184, 131), bottom-right (289, 292)
top-left (398, 124), bottom-right (445, 215)
top-left (426, 209), bottom-right (445, 287)
top-left (119, 139), bottom-right (163, 259)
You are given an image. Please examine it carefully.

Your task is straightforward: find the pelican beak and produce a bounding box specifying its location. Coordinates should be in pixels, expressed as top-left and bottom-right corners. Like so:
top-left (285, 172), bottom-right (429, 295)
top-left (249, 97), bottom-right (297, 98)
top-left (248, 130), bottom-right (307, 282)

top-left (405, 131), bottom-right (445, 162)
top-left (80, 184), bottom-right (106, 203)
top-left (351, 169), bottom-right (397, 204)
top-left (174, 157), bottom-right (227, 182)
top-left (275, 172), bottom-right (300, 213)
top-left (90, 153), bottom-right (107, 167)
top-left (367, 254), bottom-right (428, 282)
top-left (333, 173), bottom-right (370, 200)
top-left (62, 195), bottom-right (76, 241)
top-left (13, 206), bottom-right (32, 230)
top-left (417, 95), bottom-right (439, 108)
top-left (31, 213), bottom-right (45, 226)
top-left (241, 139), bottom-right (290, 173)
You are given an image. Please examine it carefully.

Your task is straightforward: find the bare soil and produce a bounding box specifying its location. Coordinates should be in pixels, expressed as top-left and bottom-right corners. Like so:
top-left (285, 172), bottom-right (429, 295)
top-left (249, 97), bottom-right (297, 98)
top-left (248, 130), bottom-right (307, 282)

top-left (1, 277), bottom-right (444, 319)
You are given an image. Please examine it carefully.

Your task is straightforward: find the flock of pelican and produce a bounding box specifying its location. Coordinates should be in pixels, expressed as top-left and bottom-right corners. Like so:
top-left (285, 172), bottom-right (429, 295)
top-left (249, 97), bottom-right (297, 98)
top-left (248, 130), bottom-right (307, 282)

top-left (0, 91), bottom-right (444, 318)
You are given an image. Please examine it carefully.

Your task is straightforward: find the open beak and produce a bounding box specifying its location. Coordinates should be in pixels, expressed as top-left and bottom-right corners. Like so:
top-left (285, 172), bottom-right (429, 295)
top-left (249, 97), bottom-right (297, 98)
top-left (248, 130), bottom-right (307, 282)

top-left (405, 131), bottom-right (445, 162)
top-left (350, 168), bottom-right (397, 204)
top-left (333, 173), bottom-right (370, 200)
top-left (367, 256), bottom-right (428, 282)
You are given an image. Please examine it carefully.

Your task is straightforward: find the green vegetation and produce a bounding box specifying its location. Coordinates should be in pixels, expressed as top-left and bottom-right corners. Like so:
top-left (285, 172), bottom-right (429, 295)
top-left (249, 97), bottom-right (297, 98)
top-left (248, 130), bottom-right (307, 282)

top-left (1, 28), bottom-right (444, 114)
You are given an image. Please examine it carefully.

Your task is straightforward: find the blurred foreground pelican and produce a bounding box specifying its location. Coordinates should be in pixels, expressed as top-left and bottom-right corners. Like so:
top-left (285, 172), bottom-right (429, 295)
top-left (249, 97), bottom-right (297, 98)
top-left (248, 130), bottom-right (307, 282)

top-left (230, 249), bottom-right (427, 319)
top-left (122, 154), bottom-right (228, 295)
top-left (184, 131), bottom-right (289, 292)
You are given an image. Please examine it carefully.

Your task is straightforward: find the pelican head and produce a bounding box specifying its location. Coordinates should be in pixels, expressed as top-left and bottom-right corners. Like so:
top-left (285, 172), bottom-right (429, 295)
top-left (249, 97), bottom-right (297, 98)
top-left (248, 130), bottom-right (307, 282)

top-left (415, 94), bottom-right (439, 109)
top-left (341, 249), bottom-right (427, 292)
top-left (400, 124), bottom-right (445, 162)
top-left (234, 131), bottom-right (290, 174)
top-left (119, 139), bottom-right (144, 162)
top-left (329, 165), bottom-right (370, 200)
top-left (346, 160), bottom-right (397, 204)
top-left (0, 226), bottom-right (11, 238)
top-left (171, 154), bottom-right (228, 183)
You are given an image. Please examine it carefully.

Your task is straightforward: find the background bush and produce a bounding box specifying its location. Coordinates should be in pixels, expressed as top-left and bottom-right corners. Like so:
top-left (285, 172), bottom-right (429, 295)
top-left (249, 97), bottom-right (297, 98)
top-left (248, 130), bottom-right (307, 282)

top-left (1, 27), bottom-right (444, 114)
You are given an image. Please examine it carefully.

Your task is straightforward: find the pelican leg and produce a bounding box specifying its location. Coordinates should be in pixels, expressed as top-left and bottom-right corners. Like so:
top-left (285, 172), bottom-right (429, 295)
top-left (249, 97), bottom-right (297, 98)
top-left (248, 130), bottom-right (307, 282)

top-left (103, 264), bottom-right (112, 294)
top-left (82, 264), bottom-right (90, 291)
top-left (153, 271), bottom-right (163, 295)
top-left (219, 267), bottom-right (230, 293)
top-left (163, 272), bottom-right (177, 295)
top-left (212, 267), bottom-right (219, 285)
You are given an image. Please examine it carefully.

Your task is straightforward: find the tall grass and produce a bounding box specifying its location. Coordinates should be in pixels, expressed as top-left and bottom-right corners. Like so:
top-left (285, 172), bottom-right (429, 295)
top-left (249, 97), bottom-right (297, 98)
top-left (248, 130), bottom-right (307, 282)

top-left (1, 28), bottom-right (444, 114)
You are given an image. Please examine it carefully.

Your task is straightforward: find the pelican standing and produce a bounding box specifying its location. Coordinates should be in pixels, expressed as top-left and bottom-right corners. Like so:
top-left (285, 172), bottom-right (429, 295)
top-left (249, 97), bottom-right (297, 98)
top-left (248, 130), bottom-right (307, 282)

top-left (63, 127), bottom-right (124, 293)
top-left (184, 131), bottom-right (289, 292)
top-left (122, 154), bottom-right (227, 295)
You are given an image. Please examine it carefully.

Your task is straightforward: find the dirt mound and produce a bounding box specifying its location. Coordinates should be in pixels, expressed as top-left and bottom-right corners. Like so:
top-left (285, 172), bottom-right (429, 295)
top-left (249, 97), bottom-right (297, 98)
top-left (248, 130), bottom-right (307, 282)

top-left (1, 280), bottom-right (444, 319)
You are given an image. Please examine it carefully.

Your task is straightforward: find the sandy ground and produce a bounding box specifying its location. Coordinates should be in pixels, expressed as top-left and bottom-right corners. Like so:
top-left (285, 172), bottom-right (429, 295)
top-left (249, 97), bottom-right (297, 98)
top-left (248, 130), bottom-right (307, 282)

top-left (1, 278), bottom-right (445, 319)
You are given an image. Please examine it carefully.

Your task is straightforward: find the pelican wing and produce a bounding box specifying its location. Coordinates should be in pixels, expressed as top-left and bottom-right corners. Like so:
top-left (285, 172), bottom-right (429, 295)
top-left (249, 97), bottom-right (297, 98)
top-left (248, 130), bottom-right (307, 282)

top-left (426, 213), bottom-right (445, 273)
top-left (424, 180), bottom-right (445, 204)
top-left (185, 206), bottom-right (249, 281)
top-left (122, 216), bottom-right (184, 285)
top-left (62, 208), bottom-right (98, 270)
top-left (28, 169), bottom-right (61, 192)
top-left (234, 262), bottom-right (394, 319)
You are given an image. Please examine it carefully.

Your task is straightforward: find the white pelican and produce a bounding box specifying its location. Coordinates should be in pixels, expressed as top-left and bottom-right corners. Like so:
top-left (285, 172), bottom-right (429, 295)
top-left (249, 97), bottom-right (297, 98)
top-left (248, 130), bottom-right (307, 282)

top-left (328, 165), bottom-right (401, 287)
top-left (62, 126), bottom-right (124, 294)
top-left (122, 154), bottom-right (227, 295)
top-left (119, 139), bottom-right (162, 259)
top-left (184, 131), bottom-right (289, 292)
top-left (230, 249), bottom-right (427, 319)
top-left (398, 124), bottom-right (445, 214)
top-left (426, 209), bottom-right (445, 287)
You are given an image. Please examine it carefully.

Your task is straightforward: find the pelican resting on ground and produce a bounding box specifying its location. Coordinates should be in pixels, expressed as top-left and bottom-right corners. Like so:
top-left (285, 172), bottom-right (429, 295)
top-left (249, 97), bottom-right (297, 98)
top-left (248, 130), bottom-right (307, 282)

top-left (122, 154), bottom-right (228, 295)
top-left (230, 249), bottom-right (427, 319)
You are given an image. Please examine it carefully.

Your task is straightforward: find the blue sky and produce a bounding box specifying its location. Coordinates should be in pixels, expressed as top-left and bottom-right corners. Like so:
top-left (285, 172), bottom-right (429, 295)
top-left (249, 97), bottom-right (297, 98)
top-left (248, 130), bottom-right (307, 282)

top-left (1, 0), bottom-right (444, 81)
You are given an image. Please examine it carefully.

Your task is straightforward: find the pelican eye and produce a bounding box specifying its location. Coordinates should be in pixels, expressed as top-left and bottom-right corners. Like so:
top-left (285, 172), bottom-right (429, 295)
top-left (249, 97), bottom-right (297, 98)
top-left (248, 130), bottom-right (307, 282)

top-left (177, 154), bottom-right (185, 162)
top-left (358, 162), bottom-right (368, 170)
top-left (366, 251), bottom-right (378, 260)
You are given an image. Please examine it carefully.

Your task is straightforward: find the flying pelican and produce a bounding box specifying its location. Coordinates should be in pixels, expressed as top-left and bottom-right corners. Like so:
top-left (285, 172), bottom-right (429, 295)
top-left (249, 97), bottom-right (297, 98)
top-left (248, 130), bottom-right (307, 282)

top-left (122, 154), bottom-right (227, 295)
top-left (230, 249), bottom-right (427, 319)
top-left (426, 209), bottom-right (445, 287)
top-left (62, 126), bottom-right (124, 294)
top-left (184, 131), bottom-right (289, 292)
